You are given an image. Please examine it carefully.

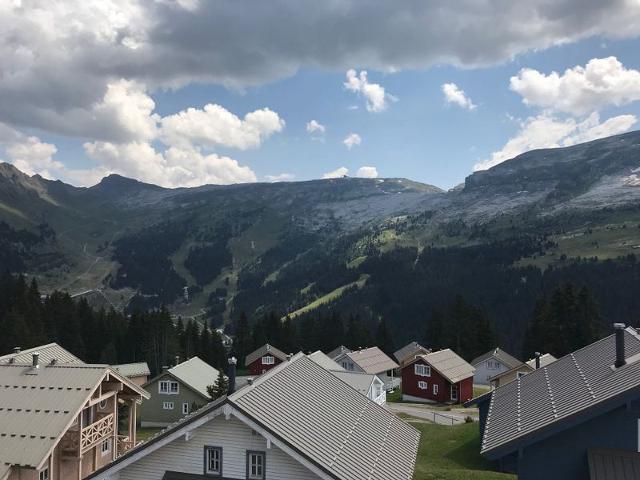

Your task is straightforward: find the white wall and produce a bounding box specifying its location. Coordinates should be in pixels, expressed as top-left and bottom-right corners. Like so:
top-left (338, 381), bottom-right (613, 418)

top-left (117, 415), bottom-right (320, 480)
top-left (473, 358), bottom-right (508, 385)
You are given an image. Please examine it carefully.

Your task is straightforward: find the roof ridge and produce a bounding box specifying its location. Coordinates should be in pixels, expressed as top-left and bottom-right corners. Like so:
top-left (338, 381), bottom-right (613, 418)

top-left (231, 353), bottom-right (304, 400)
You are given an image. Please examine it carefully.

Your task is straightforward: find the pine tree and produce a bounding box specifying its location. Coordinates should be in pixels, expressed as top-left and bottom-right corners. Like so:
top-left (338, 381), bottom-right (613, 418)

top-left (232, 312), bottom-right (251, 365)
top-left (207, 370), bottom-right (229, 400)
top-left (375, 318), bottom-right (394, 356)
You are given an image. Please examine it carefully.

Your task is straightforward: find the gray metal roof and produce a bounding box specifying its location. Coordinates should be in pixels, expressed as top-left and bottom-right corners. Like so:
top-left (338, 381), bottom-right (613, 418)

top-left (588, 448), bottom-right (640, 480)
top-left (230, 354), bottom-right (419, 480)
top-left (482, 328), bottom-right (640, 456)
top-left (330, 371), bottom-right (376, 396)
top-left (244, 343), bottom-right (288, 366)
top-left (471, 347), bottom-right (522, 370)
top-left (406, 349), bottom-right (475, 384)
top-left (327, 345), bottom-right (352, 360)
top-left (345, 347), bottom-right (399, 374)
top-left (0, 343), bottom-right (83, 365)
top-left (113, 362), bottom-right (151, 378)
top-left (393, 341), bottom-right (430, 364)
top-left (308, 351), bottom-right (345, 371)
top-left (166, 357), bottom-right (220, 398)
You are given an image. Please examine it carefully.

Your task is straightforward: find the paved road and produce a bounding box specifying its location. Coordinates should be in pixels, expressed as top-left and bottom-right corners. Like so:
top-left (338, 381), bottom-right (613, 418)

top-left (387, 402), bottom-right (478, 426)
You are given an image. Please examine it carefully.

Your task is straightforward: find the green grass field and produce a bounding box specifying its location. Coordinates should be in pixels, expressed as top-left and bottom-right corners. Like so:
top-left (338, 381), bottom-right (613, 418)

top-left (411, 421), bottom-right (514, 480)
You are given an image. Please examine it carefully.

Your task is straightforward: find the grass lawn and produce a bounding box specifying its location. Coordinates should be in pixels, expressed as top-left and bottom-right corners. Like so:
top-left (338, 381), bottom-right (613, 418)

top-left (136, 427), bottom-right (163, 442)
top-left (411, 421), bottom-right (514, 480)
top-left (473, 386), bottom-right (491, 399)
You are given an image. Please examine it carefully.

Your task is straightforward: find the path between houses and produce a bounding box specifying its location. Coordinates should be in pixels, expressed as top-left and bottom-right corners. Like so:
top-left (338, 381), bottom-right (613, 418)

top-left (387, 402), bottom-right (479, 426)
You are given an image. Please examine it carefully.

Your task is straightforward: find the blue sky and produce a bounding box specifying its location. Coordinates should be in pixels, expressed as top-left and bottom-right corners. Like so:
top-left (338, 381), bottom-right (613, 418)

top-left (2, 2), bottom-right (640, 189)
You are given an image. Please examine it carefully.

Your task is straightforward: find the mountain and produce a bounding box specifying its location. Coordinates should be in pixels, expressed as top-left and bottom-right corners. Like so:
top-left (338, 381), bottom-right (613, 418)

top-left (2, 130), bottom-right (640, 352)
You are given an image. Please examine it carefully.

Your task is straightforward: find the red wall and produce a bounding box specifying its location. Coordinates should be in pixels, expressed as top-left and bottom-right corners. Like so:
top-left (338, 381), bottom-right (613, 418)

top-left (402, 358), bottom-right (473, 403)
top-left (248, 356), bottom-right (282, 376)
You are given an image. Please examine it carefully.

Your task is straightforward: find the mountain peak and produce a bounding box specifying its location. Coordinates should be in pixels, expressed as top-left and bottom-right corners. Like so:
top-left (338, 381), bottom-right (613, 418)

top-left (91, 173), bottom-right (164, 194)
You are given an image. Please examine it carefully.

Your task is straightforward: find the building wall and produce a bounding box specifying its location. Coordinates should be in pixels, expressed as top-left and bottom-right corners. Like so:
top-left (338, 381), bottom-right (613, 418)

top-left (247, 356), bottom-right (283, 376)
top-left (505, 403), bottom-right (640, 480)
top-left (473, 358), bottom-right (509, 385)
top-left (490, 366), bottom-right (532, 388)
top-left (139, 374), bottom-right (207, 427)
top-left (402, 359), bottom-right (473, 403)
top-left (116, 415), bottom-right (320, 480)
top-left (458, 377), bottom-right (474, 403)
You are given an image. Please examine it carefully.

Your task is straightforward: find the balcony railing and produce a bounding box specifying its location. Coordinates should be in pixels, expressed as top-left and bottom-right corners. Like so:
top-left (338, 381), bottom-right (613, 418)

top-left (81, 413), bottom-right (114, 453)
top-left (117, 435), bottom-right (135, 456)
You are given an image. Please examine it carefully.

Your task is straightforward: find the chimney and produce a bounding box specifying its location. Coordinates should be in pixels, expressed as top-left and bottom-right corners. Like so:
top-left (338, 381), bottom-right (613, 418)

top-left (534, 352), bottom-right (541, 369)
top-left (13, 347), bottom-right (21, 354)
top-left (32, 353), bottom-right (39, 368)
top-left (614, 323), bottom-right (626, 368)
top-left (175, 355), bottom-right (180, 366)
top-left (227, 357), bottom-right (237, 395)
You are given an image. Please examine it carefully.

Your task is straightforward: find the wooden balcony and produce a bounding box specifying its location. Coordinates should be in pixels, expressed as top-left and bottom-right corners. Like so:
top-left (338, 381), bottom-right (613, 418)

top-left (117, 435), bottom-right (135, 457)
top-left (80, 413), bottom-right (114, 453)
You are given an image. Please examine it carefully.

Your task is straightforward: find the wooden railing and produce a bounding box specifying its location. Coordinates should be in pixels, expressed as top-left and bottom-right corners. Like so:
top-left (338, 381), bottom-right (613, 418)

top-left (81, 413), bottom-right (114, 453)
top-left (117, 435), bottom-right (135, 456)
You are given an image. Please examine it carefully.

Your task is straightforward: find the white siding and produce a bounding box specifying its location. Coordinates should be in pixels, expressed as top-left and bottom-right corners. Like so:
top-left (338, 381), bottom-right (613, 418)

top-left (473, 358), bottom-right (508, 385)
top-left (118, 415), bottom-right (320, 480)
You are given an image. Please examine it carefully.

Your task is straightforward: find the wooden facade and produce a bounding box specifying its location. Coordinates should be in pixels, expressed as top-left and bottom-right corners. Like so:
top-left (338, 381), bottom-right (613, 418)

top-left (401, 357), bottom-right (473, 404)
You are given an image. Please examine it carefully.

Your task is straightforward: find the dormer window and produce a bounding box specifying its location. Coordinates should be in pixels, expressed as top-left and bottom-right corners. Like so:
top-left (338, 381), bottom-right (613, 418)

top-left (262, 355), bottom-right (275, 365)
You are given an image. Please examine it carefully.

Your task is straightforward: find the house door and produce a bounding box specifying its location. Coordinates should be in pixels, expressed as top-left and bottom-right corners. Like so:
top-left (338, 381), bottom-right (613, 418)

top-left (451, 384), bottom-right (459, 402)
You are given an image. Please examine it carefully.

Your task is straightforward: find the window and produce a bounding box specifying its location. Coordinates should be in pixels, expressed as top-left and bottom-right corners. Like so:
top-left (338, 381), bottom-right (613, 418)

top-left (159, 380), bottom-right (179, 394)
top-left (81, 407), bottom-right (94, 428)
top-left (433, 384), bottom-right (439, 395)
top-left (39, 467), bottom-right (49, 480)
top-left (418, 381), bottom-right (428, 390)
top-left (415, 364), bottom-right (431, 376)
top-left (261, 355), bottom-right (275, 365)
top-left (163, 401), bottom-right (174, 410)
top-left (101, 438), bottom-right (111, 457)
top-left (98, 399), bottom-right (108, 410)
top-left (205, 446), bottom-right (222, 476)
top-left (451, 384), bottom-right (459, 401)
top-left (247, 451), bottom-right (265, 480)
top-left (487, 360), bottom-right (500, 370)
top-left (182, 402), bottom-right (189, 415)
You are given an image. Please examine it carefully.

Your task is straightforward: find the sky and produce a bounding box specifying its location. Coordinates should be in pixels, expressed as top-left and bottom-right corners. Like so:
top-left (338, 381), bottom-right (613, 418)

top-left (2, 1), bottom-right (640, 190)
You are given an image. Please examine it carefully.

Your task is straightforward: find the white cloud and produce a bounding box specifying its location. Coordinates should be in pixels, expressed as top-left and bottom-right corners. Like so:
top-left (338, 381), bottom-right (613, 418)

top-left (84, 141), bottom-right (256, 187)
top-left (6, 136), bottom-right (62, 179)
top-left (344, 70), bottom-right (394, 113)
top-left (322, 167), bottom-right (349, 179)
top-left (265, 173), bottom-right (295, 182)
top-left (343, 133), bottom-right (362, 150)
top-left (442, 83), bottom-right (476, 110)
top-left (356, 166), bottom-right (379, 178)
top-left (306, 120), bottom-right (326, 135)
top-left (475, 112), bottom-right (637, 171)
top-left (510, 57), bottom-right (640, 115)
top-left (160, 104), bottom-right (284, 150)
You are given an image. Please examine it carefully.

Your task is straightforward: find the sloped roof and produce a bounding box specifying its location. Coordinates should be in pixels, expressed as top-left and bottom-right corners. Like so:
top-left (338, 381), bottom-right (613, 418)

top-left (244, 343), bottom-right (288, 366)
top-left (327, 345), bottom-right (352, 360)
top-left (330, 371), bottom-right (377, 396)
top-left (346, 347), bottom-right (399, 374)
top-left (393, 341), bottom-right (430, 364)
top-left (230, 354), bottom-right (419, 480)
top-left (0, 343), bottom-right (83, 365)
top-left (471, 347), bottom-right (521, 369)
top-left (525, 353), bottom-right (557, 369)
top-left (113, 362), bottom-right (151, 378)
top-left (165, 357), bottom-right (220, 398)
top-left (407, 349), bottom-right (475, 384)
top-left (0, 361), bottom-right (148, 473)
top-left (488, 363), bottom-right (533, 383)
top-left (482, 328), bottom-right (640, 456)
top-left (308, 351), bottom-right (345, 371)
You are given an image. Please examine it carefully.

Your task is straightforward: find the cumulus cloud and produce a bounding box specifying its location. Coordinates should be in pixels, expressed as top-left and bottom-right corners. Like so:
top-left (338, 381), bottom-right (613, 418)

top-left (344, 70), bottom-right (394, 112)
top-left (6, 136), bottom-right (62, 179)
top-left (322, 167), bottom-right (349, 179)
top-left (356, 166), bottom-right (379, 178)
top-left (306, 120), bottom-right (326, 135)
top-left (84, 141), bottom-right (256, 187)
top-left (442, 83), bottom-right (477, 110)
top-left (343, 133), bottom-right (362, 150)
top-left (474, 112), bottom-right (637, 171)
top-left (265, 173), bottom-right (295, 182)
top-left (160, 104), bottom-right (284, 150)
top-left (510, 57), bottom-right (640, 115)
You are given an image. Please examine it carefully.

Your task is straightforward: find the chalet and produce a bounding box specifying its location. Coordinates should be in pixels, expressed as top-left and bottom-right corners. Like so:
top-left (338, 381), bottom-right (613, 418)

top-left (471, 347), bottom-right (522, 385)
top-left (489, 353), bottom-right (557, 388)
top-left (476, 324), bottom-right (640, 480)
top-left (244, 344), bottom-right (288, 376)
top-left (0, 348), bottom-right (148, 480)
top-left (112, 362), bottom-right (151, 387)
top-left (393, 341), bottom-right (431, 367)
top-left (327, 345), bottom-right (351, 359)
top-left (87, 354), bottom-right (419, 480)
top-left (332, 346), bottom-right (399, 389)
top-left (308, 351), bottom-right (386, 405)
top-left (402, 349), bottom-right (475, 404)
top-left (139, 357), bottom-right (220, 427)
